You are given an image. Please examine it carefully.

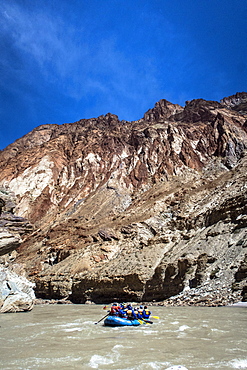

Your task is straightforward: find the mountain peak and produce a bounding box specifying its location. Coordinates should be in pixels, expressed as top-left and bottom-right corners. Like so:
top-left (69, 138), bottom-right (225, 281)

top-left (143, 99), bottom-right (183, 122)
top-left (221, 92), bottom-right (247, 114)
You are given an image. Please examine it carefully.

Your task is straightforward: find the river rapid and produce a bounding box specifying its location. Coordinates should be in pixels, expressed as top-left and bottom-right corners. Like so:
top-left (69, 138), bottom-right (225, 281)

top-left (0, 304), bottom-right (246, 370)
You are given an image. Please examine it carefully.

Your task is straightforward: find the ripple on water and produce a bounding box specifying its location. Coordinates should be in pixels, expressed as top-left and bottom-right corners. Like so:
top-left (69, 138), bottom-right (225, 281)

top-left (182, 358), bottom-right (247, 369)
top-left (5, 355), bottom-right (84, 369)
top-left (62, 327), bottom-right (83, 332)
top-left (120, 362), bottom-right (187, 370)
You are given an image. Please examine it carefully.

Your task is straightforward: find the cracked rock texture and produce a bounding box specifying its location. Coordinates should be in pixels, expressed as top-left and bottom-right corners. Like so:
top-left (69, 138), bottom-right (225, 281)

top-left (0, 188), bottom-right (34, 312)
top-left (0, 187), bottom-right (33, 257)
top-left (0, 92), bottom-right (247, 305)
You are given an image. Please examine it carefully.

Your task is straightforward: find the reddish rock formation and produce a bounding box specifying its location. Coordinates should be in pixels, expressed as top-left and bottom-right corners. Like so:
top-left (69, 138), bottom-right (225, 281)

top-left (0, 93), bottom-right (247, 305)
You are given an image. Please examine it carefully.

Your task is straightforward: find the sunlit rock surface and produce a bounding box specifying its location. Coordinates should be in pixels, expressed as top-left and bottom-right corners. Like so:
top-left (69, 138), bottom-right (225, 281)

top-left (0, 266), bottom-right (35, 313)
top-left (0, 93), bottom-right (247, 305)
top-left (0, 187), bottom-right (35, 313)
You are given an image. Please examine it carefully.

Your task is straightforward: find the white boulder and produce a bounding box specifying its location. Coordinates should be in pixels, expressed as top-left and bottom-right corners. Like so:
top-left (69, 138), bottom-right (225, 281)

top-left (0, 266), bottom-right (35, 313)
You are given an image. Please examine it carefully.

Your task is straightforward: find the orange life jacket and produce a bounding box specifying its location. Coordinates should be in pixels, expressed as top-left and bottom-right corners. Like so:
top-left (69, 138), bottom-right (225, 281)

top-left (110, 305), bottom-right (120, 314)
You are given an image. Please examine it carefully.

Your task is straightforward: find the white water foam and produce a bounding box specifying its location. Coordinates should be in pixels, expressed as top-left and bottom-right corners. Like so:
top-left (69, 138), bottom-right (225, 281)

top-left (211, 328), bottom-right (227, 333)
top-left (178, 325), bottom-right (190, 332)
top-left (89, 354), bottom-right (115, 368)
top-left (143, 329), bottom-right (159, 335)
top-left (229, 359), bottom-right (247, 369)
top-left (89, 344), bottom-right (123, 368)
top-left (62, 327), bottom-right (83, 332)
top-left (120, 361), bottom-right (187, 370)
top-left (165, 366), bottom-right (188, 370)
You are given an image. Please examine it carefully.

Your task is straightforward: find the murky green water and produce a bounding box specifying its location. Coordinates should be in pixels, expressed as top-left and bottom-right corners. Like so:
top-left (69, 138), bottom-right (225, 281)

top-left (0, 304), bottom-right (246, 370)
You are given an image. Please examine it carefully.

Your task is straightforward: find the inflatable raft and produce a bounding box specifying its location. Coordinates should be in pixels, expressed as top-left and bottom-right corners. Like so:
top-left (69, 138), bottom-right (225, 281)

top-left (104, 315), bottom-right (141, 327)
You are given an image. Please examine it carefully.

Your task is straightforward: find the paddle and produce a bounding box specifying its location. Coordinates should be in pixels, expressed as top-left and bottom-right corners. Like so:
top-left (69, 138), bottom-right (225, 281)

top-left (138, 319), bottom-right (146, 324)
top-left (138, 318), bottom-right (153, 324)
top-left (143, 318), bottom-right (153, 324)
top-left (151, 316), bottom-right (159, 319)
top-left (94, 312), bottom-right (109, 324)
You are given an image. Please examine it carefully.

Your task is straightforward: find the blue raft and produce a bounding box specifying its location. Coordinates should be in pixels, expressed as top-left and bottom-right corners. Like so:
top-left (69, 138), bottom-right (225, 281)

top-left (104, 315), bottom-right (141, 327)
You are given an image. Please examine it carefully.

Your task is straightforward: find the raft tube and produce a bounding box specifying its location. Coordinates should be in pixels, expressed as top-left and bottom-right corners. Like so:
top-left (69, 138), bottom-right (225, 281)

top-left (104, 315), bottom-right (141, 327)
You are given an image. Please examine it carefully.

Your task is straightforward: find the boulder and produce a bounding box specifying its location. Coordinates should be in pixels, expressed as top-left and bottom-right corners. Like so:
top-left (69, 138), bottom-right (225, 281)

top-left (0, 266), bottom-right (35, 313)
top-left (0, 230), bottom-right (21, 256)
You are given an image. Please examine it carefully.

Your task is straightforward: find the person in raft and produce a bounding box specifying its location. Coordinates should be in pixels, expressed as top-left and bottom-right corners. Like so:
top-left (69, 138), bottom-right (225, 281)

top-left (109, 303), bottom-right (151, 320)
top-left (110, 303), bottom-right (128, 318)
top-left (110, 303), bottom-right (120, 315)
top-left (109, 303), bottom-right (133, 319)
top-left (136, 305), bottom-right (144, 319)
top-left (142, 305), bottom-right (151, 319)
top-left (118, 303), bottom-right (128, 318)
top-left (126, 305), bottom-right (138, 320)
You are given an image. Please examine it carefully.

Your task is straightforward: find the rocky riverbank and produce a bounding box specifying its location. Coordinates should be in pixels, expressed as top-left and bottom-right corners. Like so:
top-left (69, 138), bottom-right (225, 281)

top-left (0, 187), bottom-right (35, 313)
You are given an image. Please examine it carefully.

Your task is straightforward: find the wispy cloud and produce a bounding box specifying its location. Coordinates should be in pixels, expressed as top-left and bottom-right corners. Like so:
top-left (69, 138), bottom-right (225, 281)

top-left (1, 3), bottom-right (85, 77)
top-left (0, 1), bottom-right (167, 116)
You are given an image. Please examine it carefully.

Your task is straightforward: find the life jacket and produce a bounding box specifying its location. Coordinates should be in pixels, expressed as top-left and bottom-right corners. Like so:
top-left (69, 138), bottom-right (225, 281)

top-left (118, 309), bottom-right (127, 318)
top-left (135, 310), bottom-right (142, 319)
top-left (142, 309), bottom-right (151, 318)
top-left (126, 309), bottom-right (137, 320)
top-left (110, 305), bottom-right (120, 315)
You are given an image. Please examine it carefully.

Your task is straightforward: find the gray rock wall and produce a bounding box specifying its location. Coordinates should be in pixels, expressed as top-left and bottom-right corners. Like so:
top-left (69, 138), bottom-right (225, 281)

top-left (0, 266), bottom-right (35, 313)
top-left (0, 187), bottom-right (35, 313)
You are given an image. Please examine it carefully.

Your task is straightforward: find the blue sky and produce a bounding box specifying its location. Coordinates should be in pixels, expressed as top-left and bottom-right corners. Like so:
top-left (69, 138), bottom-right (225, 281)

top-left (0, 0), bottom-right (246, 149)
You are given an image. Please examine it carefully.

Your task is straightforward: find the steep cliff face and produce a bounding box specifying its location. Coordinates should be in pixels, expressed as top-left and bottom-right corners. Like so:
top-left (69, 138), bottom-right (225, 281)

top-left (0, 187), bottom-right (33, 257)
top-left (0, 93), bottom-right (247, 305)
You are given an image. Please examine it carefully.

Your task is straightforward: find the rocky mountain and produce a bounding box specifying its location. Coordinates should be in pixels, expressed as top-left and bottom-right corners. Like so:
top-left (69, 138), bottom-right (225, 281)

top-left (0, 92), bottom-right (247, 306)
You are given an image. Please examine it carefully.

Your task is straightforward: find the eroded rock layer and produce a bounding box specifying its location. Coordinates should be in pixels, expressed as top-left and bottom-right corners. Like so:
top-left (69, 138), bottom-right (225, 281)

top-left (1, 93), bottom-right (247, 305)
top-left (0, 188), bottom-right (35, 313)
